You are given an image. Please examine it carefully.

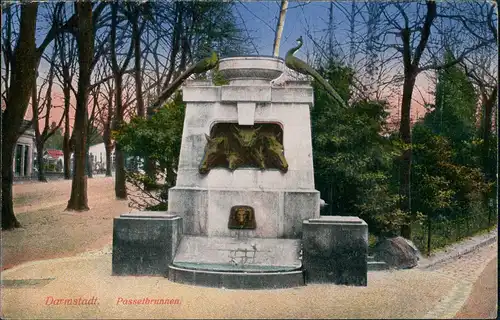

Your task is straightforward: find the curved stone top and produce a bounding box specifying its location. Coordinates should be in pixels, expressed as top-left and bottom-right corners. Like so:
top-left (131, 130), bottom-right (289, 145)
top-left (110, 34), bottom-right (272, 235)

top-left (218, 56), bottom-right (284, 85)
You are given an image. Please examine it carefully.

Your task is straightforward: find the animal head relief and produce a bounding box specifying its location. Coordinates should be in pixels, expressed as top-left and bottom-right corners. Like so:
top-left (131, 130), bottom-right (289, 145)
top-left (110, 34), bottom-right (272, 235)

top-left (198, 123), bottom-right (288, 174)
top-left (199, 134), bottom-right (228, 174)
top-left (231, 125), bottom-right (262, 148)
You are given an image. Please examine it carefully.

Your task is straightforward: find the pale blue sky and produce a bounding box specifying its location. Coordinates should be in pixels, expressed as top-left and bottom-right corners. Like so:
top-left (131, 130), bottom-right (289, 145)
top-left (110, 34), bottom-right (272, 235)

top-left (232, 1), bottom-right (354, 58)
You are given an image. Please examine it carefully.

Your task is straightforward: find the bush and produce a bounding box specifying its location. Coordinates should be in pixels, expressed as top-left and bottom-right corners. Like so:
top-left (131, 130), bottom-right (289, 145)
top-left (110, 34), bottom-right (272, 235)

top-left (114, 92), bottom-right (185, 211)
top-left (43, 163), bottom-right (57, 172)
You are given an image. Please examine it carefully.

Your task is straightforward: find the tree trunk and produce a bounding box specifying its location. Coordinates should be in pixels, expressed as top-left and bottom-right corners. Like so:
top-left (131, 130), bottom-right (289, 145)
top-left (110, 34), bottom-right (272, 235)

top-left (63, 135), bottom-right (71, 179)
top-left (103, 84), bottom-right (113, 177)
top-left (66, 2), bottom-right (93, 211)
top-left (36, 140), bottom-right (47, 182)
top-left (273, 0), bottom-right (289, 57)
top-left (86, 149), bottom-right (93, 178)
top-left (131, 13), bottom-right (155, 191)
top-left (1, 3), bottom-right (39, 230)
top-left (2, 146), bottom-right (22, 230)
top-left (110, 3), bottom-right (130, 200)
top-left (133, 16), bottom-right (145, 118)
top-left (31, 73), bottom-right (47, 183)
top-left (114, 76), bottom-right (127, 199)
top-left (105, 144), bottom-right (113, 177)
top-left (63, 84), bottom-right (71, 179)
top-left (399, 73), bottom-right (417, 239)
top-left (115, 147), bottom-right (127, 199)
top-left (163, 3), bottom-right (182, 89)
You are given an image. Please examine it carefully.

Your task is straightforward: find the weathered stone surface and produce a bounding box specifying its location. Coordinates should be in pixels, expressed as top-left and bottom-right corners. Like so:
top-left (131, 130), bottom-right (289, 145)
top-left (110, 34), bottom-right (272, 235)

top-left (167, 188), bottom-right (208, 235)
top-left (173, 236), bottom-right (302, 272)
top-left (168, 187), bottom-right (319, 238)
top-left (218, 56), bottom-right (284, 85)
top-left (271, 87), bottom-right (314, 105)
top-left (207, 189), bottom-right (281, 238)
top-left (373, 236), bottom-right (420, 269)
top-left (175, 68), bottom-right (316, 190)
top-left (168, 236), bottom-right (305, 289)
top-left (283, 191), bottom-right (320, 238)
top-left (112, 212), bottom-right (183, 276)
top-left (221, 86), bottom-right (271, 102)
top-left (237, 102), bottom-right (256, 125)
top-left (183, 87), bottom-right (220, 102)
top-left (302, 216), bottom-right (368, 286)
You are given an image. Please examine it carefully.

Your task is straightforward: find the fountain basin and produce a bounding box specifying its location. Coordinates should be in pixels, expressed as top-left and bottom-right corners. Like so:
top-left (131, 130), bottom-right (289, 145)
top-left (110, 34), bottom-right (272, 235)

top-left (218, 56), bottom-right (284, 85)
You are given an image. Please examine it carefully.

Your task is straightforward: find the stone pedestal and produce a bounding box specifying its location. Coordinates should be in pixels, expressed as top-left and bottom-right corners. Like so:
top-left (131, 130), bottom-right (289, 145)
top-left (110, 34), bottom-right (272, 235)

top-left (302, 216), bottom-right (368, 286)
top-left (112, 212), bottom-right (183, 276)
top-left (169, 56), bottom-right (320, 239)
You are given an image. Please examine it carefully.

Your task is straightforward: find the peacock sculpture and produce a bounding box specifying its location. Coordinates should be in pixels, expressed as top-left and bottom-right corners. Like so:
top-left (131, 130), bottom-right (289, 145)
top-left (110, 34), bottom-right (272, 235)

top-left (150, 51), bottom-right (219, 111)
top-left (285, 36), bottom-right (348, 109)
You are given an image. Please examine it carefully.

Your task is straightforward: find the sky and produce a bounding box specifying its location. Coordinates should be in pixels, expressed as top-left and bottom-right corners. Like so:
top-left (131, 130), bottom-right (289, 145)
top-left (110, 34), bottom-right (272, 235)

top-left (232, 1), bottom-right (433, 124)
top-left (5, 1), bottom-right (485, 132)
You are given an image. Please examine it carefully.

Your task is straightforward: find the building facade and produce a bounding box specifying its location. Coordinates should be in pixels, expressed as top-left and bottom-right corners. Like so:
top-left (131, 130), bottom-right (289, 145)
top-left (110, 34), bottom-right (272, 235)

top-left (88, 142), bottom-right (115, 173)
top-left (13, 121), bottom-right (35, 178)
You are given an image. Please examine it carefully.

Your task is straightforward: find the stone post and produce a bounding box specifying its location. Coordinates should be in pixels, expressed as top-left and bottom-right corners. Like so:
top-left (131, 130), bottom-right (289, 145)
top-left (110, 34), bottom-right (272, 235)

top-left (112, 212), bottom-right (183, 276)
top-left (302, 216), bottom-right (368, 286)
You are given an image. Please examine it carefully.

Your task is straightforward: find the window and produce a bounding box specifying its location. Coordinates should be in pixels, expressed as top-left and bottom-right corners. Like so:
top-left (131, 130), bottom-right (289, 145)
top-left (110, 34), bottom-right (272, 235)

top-left (24, 146), bottom-right (29, 176)
top-left (15, 144), bottom-right (22, 176)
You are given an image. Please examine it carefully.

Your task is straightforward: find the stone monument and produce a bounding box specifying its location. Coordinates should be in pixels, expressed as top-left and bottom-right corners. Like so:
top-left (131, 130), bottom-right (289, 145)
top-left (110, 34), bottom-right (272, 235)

top-left (112, 55), bottom-right (368, 288)
top-left (168, 56), bottom-right (320, 239)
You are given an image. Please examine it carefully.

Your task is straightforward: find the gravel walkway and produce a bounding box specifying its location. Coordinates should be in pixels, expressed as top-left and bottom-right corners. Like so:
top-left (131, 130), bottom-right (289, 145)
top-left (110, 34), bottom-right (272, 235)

top-left (0, 255), bottom-right (453, 319)
top-left (423, 242), bottom-right (497, 319)
top-left (455, 257), bottom-right (497, 319)
top-left (3, 177), bottom-right (132, 270)
top-left (2, 242), bottom-right (496, 319)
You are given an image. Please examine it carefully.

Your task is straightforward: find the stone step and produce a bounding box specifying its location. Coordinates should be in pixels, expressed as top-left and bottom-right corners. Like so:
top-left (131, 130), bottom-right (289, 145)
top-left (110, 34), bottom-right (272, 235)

top-left (173, 236), bottom-right (302, 273)
top-left (169, 236), bottom-right (305, 289)
top-left (168, 265), bottom-right (304, 289)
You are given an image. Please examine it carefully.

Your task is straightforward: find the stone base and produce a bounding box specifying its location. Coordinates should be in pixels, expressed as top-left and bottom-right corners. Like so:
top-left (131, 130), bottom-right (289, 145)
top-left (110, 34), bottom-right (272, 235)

top-left (167, 236), bottom-right (304, 289)
top-left (302, 216), bottom-right (368, 286)
top-left (172, 236), bottom-right (302, 272)
top-left (168, 186), bottom-right (319, 238)
top-left (168, 266), bottom-right (304, 289)
top-left (112, 212), bottom-right (183, 276)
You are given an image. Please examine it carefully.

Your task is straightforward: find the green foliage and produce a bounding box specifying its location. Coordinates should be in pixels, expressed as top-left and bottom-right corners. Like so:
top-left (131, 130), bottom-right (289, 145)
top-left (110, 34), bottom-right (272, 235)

top-left (423, 51), bottom-right (479, 166)
top-left (43, 162), bottom-right (58, 172)
top-left (212, 65), bottom-right (229, 86)
top-left (114, 92), bottom-right (185, 209)
top-left (412, 108), bottom-right (490, 223)
top-left (406, 52), bottom-right (495, 252)
top-left (117, 92), bottom-right (184, 172)
top-left (311, 60), bottom-right (403, 236)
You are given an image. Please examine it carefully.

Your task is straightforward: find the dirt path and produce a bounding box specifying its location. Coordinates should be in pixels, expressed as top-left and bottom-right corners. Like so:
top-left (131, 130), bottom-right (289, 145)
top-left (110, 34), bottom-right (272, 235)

top-left (454, 257), bottom-right (498, 319)
top-left (2, 177), bottom-right (497, 319)
top-left (423, 242), bottom-right (498, 319)
top-left (2, 177), bottom-right (132, 270)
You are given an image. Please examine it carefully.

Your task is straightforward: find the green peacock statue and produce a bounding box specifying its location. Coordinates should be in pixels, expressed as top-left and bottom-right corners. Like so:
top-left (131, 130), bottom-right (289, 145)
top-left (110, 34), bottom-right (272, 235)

top-left (150, 51), bottom-right (219, 111)
top-left (285, 36), bottom-right (348, 109)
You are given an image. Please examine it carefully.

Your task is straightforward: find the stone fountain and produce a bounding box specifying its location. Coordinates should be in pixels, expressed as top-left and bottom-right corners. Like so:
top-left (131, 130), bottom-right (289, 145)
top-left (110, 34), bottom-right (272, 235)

top-left (112, 56), bottom-right (368, 289)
